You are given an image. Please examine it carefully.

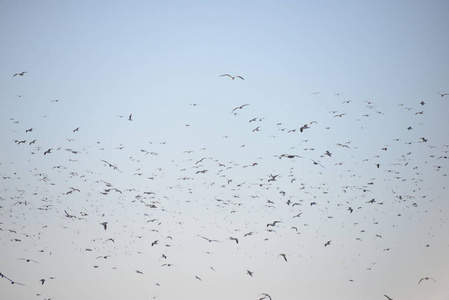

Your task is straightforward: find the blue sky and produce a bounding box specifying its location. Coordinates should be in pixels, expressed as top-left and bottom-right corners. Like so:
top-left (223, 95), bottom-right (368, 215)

top-left (1, 1), bottom-right (449, 299)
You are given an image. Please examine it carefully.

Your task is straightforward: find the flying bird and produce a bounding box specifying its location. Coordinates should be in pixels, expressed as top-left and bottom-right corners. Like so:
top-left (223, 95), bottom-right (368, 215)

top-left (437, 92), bottom-right (448, 97)
top-left (220, 74), bottom-right (244, 80)
top-left (128, 114), bottom-right (133, 121)
top-left (13, 71), bottom-right (27, 77)
top-left (325, 240), bottom-right (331, 247)
top-left (100, 222), bottom-right (108, 230)
top-left (100, 160), bottom-right (121, 172)
top-left (260, 293), bottom-right (272, 300)
top-left (228, 237), bottom-right (239, 244)
top-left (18, 258), bottom-right (39, 263)
top-left (198, 235), bottom-right (221, 243)
top-left (232, 104), bottom-right (250, 112)
top-left (418, 277), bottom-right (437, 284)
top-left (278, 253), bottom-right (287, 262)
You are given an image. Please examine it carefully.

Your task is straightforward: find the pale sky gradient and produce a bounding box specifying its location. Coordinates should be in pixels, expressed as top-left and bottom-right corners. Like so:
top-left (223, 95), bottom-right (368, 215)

top-left (1, 1), bottom-right (449, 300)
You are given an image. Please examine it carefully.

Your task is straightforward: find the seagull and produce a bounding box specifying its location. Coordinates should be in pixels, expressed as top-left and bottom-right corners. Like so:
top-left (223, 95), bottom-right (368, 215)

top-left (100, 222), bottom-right (108, 230)
top-left (437, 92), bottom-right (448, 97)
top-left (232, 104), bottom-right (250, 112)
top-left (73, 127), bottom-right (80, 132)
top-left (13, 71), bottom-right (27, 77)
top-left (128, 114), bottom-right (133, 121)
top-left (44, 148), bottom-right (53, 155)
top-left (267, 221), bottom-right (281, 227)
top-left (384, 295), bottom-right (393, 300)
top-left (39, 279), bottom-right (46, 285)
top-left (325, 240), bottom-right (331, 247)
top-left (418, 277), bottom-right (437, 284)
top-left (229, 237), bottom-right (239, 244)
top-left (299, 124), bottom-right (309, 132)
top-left (135, 270), bottom-right (144, 274)
top-left (278, 253), bottom-right (287, 262)
top-left (198, 235), bottom-right (221, 243)
top-left (100, 160), bottom-right (121, 172)
top-left (18, 258), bottom-right (39, 263)
top-left (220, 74), bottom-right (244, 80)
top-left (247, 270), bottom-right (254, 276)
top-left (260, 293), bottom-right (272, 300)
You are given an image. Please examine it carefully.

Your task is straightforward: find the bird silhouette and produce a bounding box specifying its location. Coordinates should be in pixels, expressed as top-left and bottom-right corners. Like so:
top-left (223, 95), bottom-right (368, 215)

top-left (13, 71), bottom-right (27, 77)
top-left (220, 74), bottom-right (244, 80)
top-left (100, 222), bottom-right (108, 230)
top-left (418, 277), bottom-right (436, 284)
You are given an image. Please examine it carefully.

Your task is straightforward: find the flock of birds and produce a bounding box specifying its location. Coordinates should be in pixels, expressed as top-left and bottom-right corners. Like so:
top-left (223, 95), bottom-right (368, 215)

top-left (1, 71), bottom-right (448, 300)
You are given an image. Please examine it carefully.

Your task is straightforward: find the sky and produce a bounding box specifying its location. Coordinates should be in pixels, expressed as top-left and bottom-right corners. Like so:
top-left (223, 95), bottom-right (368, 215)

top-left (1, 1), bottom-right (449, 299)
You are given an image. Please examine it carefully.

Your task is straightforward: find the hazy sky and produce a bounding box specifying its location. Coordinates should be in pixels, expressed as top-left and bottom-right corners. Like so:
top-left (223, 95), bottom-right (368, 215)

top-left (1, 1), bottom-right (449, 300)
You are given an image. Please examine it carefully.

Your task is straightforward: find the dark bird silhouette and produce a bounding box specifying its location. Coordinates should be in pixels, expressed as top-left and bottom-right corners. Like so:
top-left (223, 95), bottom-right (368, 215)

top-left (229, 237), bottom-right (239, 244)
top-left (128, 114), bottom-right (133, 121)
top-left (260, 293), bottom-right (272, 300)
top-left (18, 258), bottom-right (39, 263)
top-left (267, 221), bottom-right (281, 227)
top-left (100, 160), bottom-right (121, 172)
top-left (300, 124), bottom-right (309, 132)
top-left (247, 270), bottom-right (254, 276)
top-left (100, 222), bottom-right (108, 230)
top-left (198, 235), bottom-right (221, 243)
top-left (0, 272), bottom-right (25, 285)
top-left (325, 240), bottom-right (331, 247)
top-left (44, 148), bottom-right (52, 155)
top-left (220, 74), bottom-right (244, 80)
top-left (232, 104), bottom-right (250, 112)
top-left (278, 253), bottom-right (287, 262)
top-left (384, 295), bottom-right (393, 300)
top-left (135, 270), bottom-right (143, 274)
top-left (418, 277), bottom-right (437, 284)
top-left (73, 127), bottom-right (80, 132)
top-left (13, 72), bottom-right (27, 77)
top-left (437, 92), bottom-right (448, 97)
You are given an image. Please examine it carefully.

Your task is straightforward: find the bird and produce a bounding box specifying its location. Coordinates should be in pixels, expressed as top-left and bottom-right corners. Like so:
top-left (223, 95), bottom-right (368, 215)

top-left (135, 270), bottom-right (143, 274)
top-left (278, 253), bottom-right (287, 262)
top-left (325, 240), bottom-right (331, 247)
top-left (39, 279), bottom-right (46, 285)
top-left (232, 104), bottom-right (250, 112)
top-left (13, 71), bottom-right (27, 77)
top-left (436, 92), bottom-right (448, 97)
top-left (18, 258), bottom-right (39, 263)
top-left (73, 127), bottom-right (80, 132)
top-left (220, 74), bottom-right (244, 80)
top-left (418, 277), bottom-right (437, 284)
top-left (128, 114), bottom-right (133, 121)
top-left (44, 148), bottom-right (53, 155)
top-left (247, 270), bottom-right (254, 276)
top-left (229, 237), bottom-right (239, 244)
top-left (260, 293), bottom-right (272, 300)
top-left (100, 160), bottom-right (121, 172)
top-left (384, 295), bottom-right (393, 300)
top-left (267, 221), bottom-right (281, 227)
top-left (300, 124), bottom-right (309, 132)
top-left (198, 235), bottom-right (221, 243)
top-left (100, 222), bottom-right (108, 230)
top-left (195, 275), bottom-right (202, 281)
